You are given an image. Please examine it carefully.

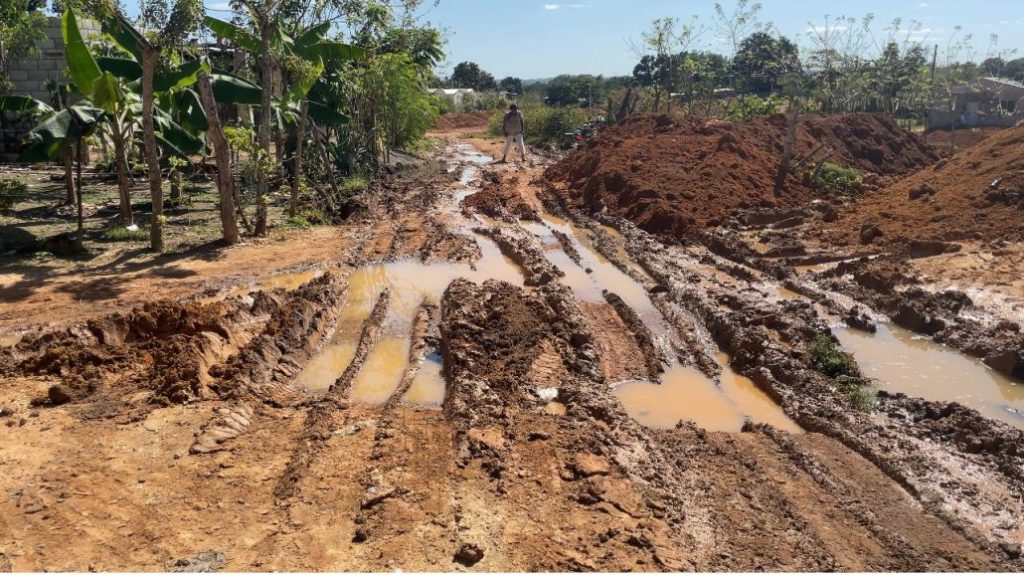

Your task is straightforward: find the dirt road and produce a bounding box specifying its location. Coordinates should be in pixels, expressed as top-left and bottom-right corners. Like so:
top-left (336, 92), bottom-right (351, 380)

top-left (0, 134), bottom-right (1021, 571)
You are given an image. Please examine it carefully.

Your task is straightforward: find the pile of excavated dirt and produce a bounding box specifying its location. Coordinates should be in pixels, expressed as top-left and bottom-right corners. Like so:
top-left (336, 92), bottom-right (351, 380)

top-left (462, 172), bottom-right (540, 222)
top-left (819, 124), bottom-right (1024, 247)
top-left (432, 111), bottom-right (491, 131)
top-left (544, 113), bottom-right (935, 240)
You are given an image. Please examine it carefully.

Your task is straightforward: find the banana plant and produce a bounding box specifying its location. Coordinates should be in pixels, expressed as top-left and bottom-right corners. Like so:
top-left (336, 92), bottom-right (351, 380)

top-left (203, 10), bottom-right (364, 232)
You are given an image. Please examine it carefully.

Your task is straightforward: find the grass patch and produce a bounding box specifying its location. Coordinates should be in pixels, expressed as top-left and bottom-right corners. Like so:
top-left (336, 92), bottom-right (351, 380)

top-left (487, 105), bottom-right (591, 148)
top-left (810, 162), bottom-right (862, 194)
top-left (808, 334), bottom-right (875, 412)
top-left (280, 215), bottom-right (312, 229)
top-left (100, 226), bottom-right (149, 242)
top-left (340, 176), bottom-right (369, 195)
top-left (0, 177), bottom-right (28, 211)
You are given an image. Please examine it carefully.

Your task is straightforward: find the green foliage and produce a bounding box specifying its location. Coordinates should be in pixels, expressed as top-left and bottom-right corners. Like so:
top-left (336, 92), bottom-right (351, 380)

top-left (733, 32), bottom-right (801, 95)
top-left (811, 162), bottom-right (862, 194)
top-left (281, 215), bottom-right (312, 229)
top-left (545, 74), bottom-right (602, 107)
top-left (450, 61), bottom-right (496, 91)
top-left (808, 334), bottom-right (876, 412)
top-left (487, 105), bottom-right (590, 147)
top-left (0, 177), bottom-right (28, 211)
top-left (348, 53), bottom-right (440, 152)
top-left (723, 93), bottom-right (784, 122)
top-left (0, 0), bottom-right (48, 92)
top-left (100, 225), bottom-right (149, 241)
top-left (340, 176), bottom-right (369, 195)
top-left (809, 335), bottom-right (862, 379)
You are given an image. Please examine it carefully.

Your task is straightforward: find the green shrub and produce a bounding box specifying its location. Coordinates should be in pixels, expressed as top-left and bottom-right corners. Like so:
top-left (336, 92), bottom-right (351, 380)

top-left (488, 105), bottom-right (590, 148)
top-left (808, 334), bottom-right (861, 379)
top-left (101, 226), bottom-right (149, 242)
top-left (846, 385), bottom-right (878, 413)
top-left (281, 215), bottom-right (312, 229)
top-left (0, 177), bottom-right (28, 211)
top-left (340, 176), bottom-right (369, 195)
top-left (723, 94), bottom-right (785, 122)
top-left (808, 334), bottom-right (876, 412)
top-left (812, 162), bottom-right (862, 194)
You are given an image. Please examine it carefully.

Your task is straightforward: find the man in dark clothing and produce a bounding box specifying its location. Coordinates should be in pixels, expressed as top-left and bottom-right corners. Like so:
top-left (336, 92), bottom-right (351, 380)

top-left (499, 104), bottom-right (526, 163)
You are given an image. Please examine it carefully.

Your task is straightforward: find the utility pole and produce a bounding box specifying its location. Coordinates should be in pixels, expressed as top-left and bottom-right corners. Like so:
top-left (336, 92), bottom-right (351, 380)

top-left (930, 44), bottom-right (938, 87)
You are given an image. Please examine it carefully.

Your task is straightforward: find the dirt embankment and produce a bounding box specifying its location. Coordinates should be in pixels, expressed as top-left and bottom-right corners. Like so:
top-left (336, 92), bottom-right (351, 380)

top-left (544, 113), bottom-right (935, 240)
top-left (432, 111), bottom-right (491, 131)
top-left (818, 124), bottom-right (1024, 247)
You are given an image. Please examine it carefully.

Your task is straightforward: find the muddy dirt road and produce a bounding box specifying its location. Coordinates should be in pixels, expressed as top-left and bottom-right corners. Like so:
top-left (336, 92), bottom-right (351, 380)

top-left (0, 134), bottom-right (1021, 571)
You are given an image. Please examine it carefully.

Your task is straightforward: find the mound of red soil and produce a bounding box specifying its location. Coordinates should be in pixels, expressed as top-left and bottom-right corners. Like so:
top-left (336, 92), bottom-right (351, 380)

top-left (432, 111), bottom-right (491, 131)
top-left (544, 113), bottom-right (935, 240)
top-left (822, 124), bottom-right (1024, 246)
top-left (462, 172), bottom-right (539, 221)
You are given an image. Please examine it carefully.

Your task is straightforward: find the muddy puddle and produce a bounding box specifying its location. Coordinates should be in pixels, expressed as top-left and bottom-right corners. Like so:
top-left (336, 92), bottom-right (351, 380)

top-left (296, 235), bottom-right (524, 405)
top-left (613, 357), bottom-right (801, 432)
top-left (519, 209), bottom-right (800, 433)
top-left (835, 323), bottom-right (1024, 429)
top-left (201, 268), bottom-right (327, 305)
top-left (521, 216), bottom-right (674, 346)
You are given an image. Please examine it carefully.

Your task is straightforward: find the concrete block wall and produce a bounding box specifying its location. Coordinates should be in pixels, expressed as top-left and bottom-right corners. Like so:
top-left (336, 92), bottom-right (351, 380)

top-left (1, 16), bottom-right (101, 161)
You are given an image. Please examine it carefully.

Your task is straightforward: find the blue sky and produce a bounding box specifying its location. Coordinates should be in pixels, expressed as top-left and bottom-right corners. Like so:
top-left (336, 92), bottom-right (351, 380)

top-left (408, 0), bottom-right (1024, 79)
top-left (191, 0), bottom-right (1024, 79)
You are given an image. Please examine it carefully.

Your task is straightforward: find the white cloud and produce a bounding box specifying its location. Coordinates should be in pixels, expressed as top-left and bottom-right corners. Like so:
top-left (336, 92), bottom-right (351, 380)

top-left (918, 2), bottom-right (928, 6)
top-left (543, 3), bottom-right (589, 10)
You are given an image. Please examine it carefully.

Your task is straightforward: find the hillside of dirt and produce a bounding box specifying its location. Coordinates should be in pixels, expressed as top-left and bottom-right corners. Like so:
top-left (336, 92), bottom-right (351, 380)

top-left (817, 124), bottom-right (1024, 247)
top-left (432, 111), bottom-right (491, 131)
top-left (544, 113), bottom-right (935, 240)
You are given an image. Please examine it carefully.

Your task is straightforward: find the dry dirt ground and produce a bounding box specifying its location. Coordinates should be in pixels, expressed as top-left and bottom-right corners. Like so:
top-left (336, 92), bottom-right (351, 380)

top-left (0, 130), bottom-right (1022, 571)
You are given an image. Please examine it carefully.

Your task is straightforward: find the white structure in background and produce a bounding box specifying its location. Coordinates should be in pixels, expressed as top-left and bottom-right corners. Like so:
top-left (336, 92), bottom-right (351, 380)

top-left (429, 88), bottom-right (477, 109)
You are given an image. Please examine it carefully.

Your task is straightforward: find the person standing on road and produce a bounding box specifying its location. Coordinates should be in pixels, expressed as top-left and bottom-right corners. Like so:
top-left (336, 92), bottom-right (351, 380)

top-left (499, 104), bottom-right (526, 163)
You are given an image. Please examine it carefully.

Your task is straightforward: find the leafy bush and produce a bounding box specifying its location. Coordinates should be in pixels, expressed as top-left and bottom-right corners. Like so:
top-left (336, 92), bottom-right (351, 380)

top-left (808, 334), bottom-right (861, 379)
top-left (487, 105), bottom-right (590, 147)
top-left (723, 94), bottom-right (785, 122)
top-left (340, 176), bottom-right (369, 195)
top-left (808, 334), bottom-right (876, 412)
top-left (281, 215), bottom-right (312, 229)
top-left (0, 177), bottom-right (28, 211)
top-left (812, 162), bottom-right (862, 194)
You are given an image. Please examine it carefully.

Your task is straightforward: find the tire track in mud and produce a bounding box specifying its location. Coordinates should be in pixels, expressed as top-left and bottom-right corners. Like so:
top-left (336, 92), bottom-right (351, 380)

top-left (275, 289), bottom-right (391, 500)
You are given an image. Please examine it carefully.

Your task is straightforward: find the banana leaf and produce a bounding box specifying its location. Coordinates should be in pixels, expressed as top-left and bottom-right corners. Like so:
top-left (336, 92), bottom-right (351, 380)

top-left (101, 9), bottom-right (149, 61)
top-left (203, 16), bottom-right (260, 53)
top-left (294, 21), bottom-right (330, 50)
top-left (297, 41), bottom-right (366, 64)
top-left (97, 56), bottom-right (142, 82)
top-left (173, 88), bottom-right (209, 133)
top-left (92, 72), bottom-right (126, 114)
top-left (284, 56), bottom-right (323, 105)
top-left (18, 104), bottom-right (104, 163)
top-left (0, 95), bottom-right (54, 116)
top-left (306, 100), bottom-right (348, 126)
top-left (153, 107), bottom-right (205, 155)
top-left (62, 9), bottom-right (102, 96)
top-left (210, 71), bottom-right (262, 105)
top-left (154, 58), bottom-right (208, 93)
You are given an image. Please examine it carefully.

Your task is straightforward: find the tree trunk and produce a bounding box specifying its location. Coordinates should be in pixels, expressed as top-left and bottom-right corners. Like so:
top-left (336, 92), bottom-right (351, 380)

top-left (290, 100), bottom-right (308, 218)
top-left (197, 70), bottom-right (239, 244)
top-left (63, 148), bottom-right (75, 206)
top-left (255, 16), bottom-right (273, 236)
top-left (773, 99), bottom-right (801, 195)
top-left (75, 138), bottom-right (84, 250)
top-left (111, 122), bottom-right (133, 224)
top-left (141, 46), bottom-right (164, 252)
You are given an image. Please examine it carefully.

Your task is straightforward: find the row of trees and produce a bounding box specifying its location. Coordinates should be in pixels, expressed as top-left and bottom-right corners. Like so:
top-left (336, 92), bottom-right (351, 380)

top-left (0, 0), bottom-right (444, 252)
top-left (438, 0), bottom-right (1021, 129)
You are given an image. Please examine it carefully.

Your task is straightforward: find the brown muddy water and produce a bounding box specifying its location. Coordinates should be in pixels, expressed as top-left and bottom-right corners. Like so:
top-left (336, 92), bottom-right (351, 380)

top-left (298, 234), bottom-right (525, 404)
top-left (835, 323), bottom-right (1024, 429)
top-left (521, 212), bottom-right (800, 433)
top-left (612, 358), bottom-right (801, 432)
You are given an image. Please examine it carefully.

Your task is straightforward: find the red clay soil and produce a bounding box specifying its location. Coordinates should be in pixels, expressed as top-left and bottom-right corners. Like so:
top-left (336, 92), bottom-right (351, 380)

top-left (821, 124), bottom-right (1024, 246)
top-left (925, 127), bottom-right (1006, 156)
top-left (544, 113), bottom-right (935, 240)
top-left (432, 111), bottom-right (491, 131)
